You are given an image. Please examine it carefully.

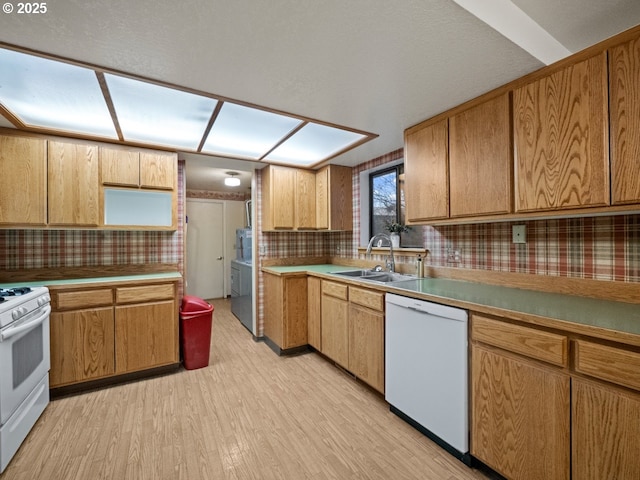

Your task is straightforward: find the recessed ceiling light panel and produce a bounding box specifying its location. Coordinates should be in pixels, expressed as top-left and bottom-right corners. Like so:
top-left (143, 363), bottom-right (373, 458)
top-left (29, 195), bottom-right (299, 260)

top-left (202, 102), bottom-right (302, 159)
top-left (264, 123), bottom-right (367, 167)
top-left (104, 73), bottom-right (217, 150)
top-left (0, 49), bottom-right (117, 138)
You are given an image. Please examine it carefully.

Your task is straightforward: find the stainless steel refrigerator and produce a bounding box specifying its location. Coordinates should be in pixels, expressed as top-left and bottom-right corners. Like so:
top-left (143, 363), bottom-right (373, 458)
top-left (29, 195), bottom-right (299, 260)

top-left (231, 228), bottom-right (252, 332)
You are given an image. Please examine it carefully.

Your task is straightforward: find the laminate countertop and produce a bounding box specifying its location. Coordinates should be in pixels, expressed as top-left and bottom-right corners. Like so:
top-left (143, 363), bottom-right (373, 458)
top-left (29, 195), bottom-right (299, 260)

top-left (263, 264), bottom-right (640, 344)
top-left (0, 271), bottom-right (182, 290)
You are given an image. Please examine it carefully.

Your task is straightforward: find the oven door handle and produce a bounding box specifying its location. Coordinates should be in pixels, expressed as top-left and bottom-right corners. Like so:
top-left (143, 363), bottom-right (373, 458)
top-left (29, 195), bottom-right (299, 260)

top-left (0, 305), bottom-right (51, 342)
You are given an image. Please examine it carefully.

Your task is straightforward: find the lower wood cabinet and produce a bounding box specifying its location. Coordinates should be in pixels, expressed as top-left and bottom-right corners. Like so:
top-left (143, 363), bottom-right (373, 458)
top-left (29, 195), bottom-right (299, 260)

top-left (307, 276), bottom-right (322, 350)
top-left (49, 280), bottom-right (179, 389)
top-left (50, 306), bottom-right (115, 387)
top-left (471, 312), bottom-right (640, 480)
top-left (263, 272), bottom-right (308, 352)
top-left (320, 280), bottom-right (385, 393)
top-left (471, 344), bottom-right (570, 480)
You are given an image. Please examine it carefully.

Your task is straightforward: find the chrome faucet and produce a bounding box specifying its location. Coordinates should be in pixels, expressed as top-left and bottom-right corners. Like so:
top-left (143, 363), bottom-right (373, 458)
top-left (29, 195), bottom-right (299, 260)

top-left (366, 233), bottom-right (395, 272)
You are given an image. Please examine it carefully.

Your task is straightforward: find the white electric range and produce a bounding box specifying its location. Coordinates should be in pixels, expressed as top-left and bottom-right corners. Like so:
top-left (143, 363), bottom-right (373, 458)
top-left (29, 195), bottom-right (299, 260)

top-left (0, 286), bottom-right (51, 473)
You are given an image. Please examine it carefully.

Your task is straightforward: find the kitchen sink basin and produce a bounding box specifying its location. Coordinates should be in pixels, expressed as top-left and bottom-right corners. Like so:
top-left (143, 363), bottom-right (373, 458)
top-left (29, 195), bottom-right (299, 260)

top-left (332, 270), bottom-right (415, 284)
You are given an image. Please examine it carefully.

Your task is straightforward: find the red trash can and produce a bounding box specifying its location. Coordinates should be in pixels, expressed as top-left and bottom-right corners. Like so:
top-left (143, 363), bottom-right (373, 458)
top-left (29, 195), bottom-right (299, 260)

top-left (180, 296), bottom-right (214, 370)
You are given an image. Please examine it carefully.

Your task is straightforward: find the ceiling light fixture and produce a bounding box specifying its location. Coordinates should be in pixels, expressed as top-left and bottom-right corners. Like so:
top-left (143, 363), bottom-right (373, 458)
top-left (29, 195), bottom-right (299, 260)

top-left (224, 172), bottom-right (241, 187)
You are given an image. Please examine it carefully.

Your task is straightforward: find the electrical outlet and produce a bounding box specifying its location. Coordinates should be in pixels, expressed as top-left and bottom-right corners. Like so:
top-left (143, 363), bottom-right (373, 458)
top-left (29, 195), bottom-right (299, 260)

top-left (446, 248), bottom-right (461, 263)
top-left (512, 225), bottom-right (527, 244)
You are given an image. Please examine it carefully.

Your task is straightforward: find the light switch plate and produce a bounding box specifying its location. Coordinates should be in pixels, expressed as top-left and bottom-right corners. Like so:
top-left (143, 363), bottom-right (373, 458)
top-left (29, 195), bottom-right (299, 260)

top-left (512, 225), bottom-right (526, 244)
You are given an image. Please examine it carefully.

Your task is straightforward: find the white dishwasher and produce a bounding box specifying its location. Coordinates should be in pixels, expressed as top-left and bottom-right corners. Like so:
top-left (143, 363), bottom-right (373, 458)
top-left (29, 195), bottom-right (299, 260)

top-left (385, 293), bottom-right (470, 464)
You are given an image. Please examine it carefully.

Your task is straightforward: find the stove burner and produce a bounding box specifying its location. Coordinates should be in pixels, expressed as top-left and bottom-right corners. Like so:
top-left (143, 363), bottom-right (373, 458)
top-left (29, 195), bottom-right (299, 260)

top-left (0, 286), bottom-right (32, 298)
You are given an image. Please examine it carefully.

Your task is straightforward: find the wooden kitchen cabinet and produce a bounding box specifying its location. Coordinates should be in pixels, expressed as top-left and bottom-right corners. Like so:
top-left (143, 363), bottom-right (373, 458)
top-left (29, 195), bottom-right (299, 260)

top-left (100, 147), bottom-right (176, 190)
top-left (295, 169), bottom-right (316, 229)
top-left (449, 93), bottom-right (512, 217)
top-left (320, 280), bottom-right (349, 368)
top-left (261, 165), bottom-right (296, 230)
top-left (263, 272), bottom-right (308, 352)
top-left (471, 314), bottom-right (570, 480)
top-left (0, 134), bottom-right (47, 226)
top-left (609, 34), bottom-right (640, 205)
top-left (572, 378), bottom-right (640, 479)
top-left (49, 288), bottom-right (115, 388)
top-left (404, 118), bottom-right (449, 222)
top-left (571, 339), bottom-right (640, 479)
top-left (320, 280), bottom-right (385, 393)
top-left (348, 287), bottom-right (384, 393)
top-left (513, 53), bottom-right (609, 213)
top-left (48, 140), bottom-right (100, 226)
top-left (307, 276), bottom-right (322, 350)
top-left (316, 165), bottom-right (353, 231)
top-left (114, 283), bottom-right (178, 374)
top-left (49, 279), bottom-right (179, 390)
top-left (262, 164), bottom-right (353, 231)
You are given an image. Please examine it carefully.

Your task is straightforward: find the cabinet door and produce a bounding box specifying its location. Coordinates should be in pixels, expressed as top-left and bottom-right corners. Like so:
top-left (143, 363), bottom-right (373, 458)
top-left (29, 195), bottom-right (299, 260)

top-left (100, 147), bottom-right (139, 187)
top-left (449, 94), bottom-right (512, 217)
top-left (404, 119), bottom-right (449, 221)
top-left (50, 307), bottom-right (115, 387)
top-left (115, 300), bottom-right (177, 374)
top-left (348, 303), bottom-right (384, 393)
top-left (48, 140), bottom-right (99, 226)
top-left (307, 276), bottom-right (322, 350)
top-left (316, 165), bottom-right (353, 231)
top-left (263, 273), bottom-right (283, 346)
top-left (513, 53), bottom-right (609, 212)
top-left (140, 151), bottom-right (176, 190)
top-left (610, 36), bottom-right (640, 205)
top-left (0, 135), bottom-right (47, 226)
top-left (295, 169), bottom-right (316, 229)
top-left (282, 276), bottom-right (308, 349)
top-left (572, 378), bottom-right (640, 480)
top-left (321, 294), bottom-right (349, 368)
top-left (262, 166), bottom-right (295, 230)
top-left (471, 344), bottom-right (570, 480)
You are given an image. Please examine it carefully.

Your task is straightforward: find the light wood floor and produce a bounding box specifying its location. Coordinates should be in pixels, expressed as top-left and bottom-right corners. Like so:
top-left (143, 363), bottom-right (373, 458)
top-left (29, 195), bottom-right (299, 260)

top-left (4, 299), bottom-right (490, 480)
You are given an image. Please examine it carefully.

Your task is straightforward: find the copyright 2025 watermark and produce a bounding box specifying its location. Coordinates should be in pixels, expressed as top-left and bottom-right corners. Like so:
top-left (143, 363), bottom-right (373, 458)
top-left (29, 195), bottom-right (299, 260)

top-left (3, 2), bottom-right (48, 14)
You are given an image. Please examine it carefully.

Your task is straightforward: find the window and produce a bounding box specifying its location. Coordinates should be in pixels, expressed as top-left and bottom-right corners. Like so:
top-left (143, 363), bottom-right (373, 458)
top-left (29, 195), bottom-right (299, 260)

top-left (369, 165), bottom-right (422, 247)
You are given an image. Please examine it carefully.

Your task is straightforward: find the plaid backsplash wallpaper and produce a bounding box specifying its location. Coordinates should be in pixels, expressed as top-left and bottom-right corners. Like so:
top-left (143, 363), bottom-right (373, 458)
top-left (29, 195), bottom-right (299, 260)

top-left (0, 161), bottom-right (186, 273)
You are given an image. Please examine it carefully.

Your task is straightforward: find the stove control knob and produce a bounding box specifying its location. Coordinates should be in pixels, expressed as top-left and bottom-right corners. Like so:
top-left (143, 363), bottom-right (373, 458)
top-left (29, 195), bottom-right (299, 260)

top-left (37, 296), bottom-right (51, 306)
top-left (12, 307), bottom-right (27, 320)
top-left (12, 309), bottom-right (20, 320)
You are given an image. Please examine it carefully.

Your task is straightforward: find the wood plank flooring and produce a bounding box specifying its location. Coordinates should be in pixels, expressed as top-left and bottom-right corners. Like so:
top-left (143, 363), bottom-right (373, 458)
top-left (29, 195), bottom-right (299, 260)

top-left (4, 299), bottom-right (490, 479)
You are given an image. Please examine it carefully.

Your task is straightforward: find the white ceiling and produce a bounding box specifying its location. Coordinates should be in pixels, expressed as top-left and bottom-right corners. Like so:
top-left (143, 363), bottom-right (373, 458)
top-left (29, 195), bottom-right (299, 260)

top-left (1, 0), bottom-right (640, 190)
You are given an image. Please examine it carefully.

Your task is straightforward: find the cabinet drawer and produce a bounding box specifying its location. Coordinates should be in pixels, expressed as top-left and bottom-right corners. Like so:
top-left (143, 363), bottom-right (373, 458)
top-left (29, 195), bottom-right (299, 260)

top-left (349, 286), bottom-right (384, 312)
top-left (472, 315), bottom-right (567, 367)
top-left (322, 280), bottom-right (348, 300)
top-left (116, 283), bottom-right (175, 304)
top-left (575, 340), bottom-right (640, 391)
top-left (55, 289), bottom-right (113, 310)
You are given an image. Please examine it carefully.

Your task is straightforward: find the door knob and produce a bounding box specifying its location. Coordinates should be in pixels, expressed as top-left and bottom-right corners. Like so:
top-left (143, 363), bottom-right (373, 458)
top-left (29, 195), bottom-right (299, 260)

top-left (217, 256), bottom-right (223, 260)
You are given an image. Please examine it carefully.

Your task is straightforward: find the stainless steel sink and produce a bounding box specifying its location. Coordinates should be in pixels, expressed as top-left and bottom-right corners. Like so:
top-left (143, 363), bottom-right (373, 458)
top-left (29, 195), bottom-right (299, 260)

top-left (333, 270), bottom-right (415, 284)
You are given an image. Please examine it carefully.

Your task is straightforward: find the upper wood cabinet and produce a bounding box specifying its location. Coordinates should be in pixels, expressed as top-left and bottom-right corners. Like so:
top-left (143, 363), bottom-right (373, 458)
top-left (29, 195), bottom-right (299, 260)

top-left (513, 53), bottom-right (609, 213)
top-left (261, 164), bottom-right (353, 231)
top-left (295, 169), bottom-right (316, 230)
top-left (0, 134), bottom-right (47, 226)
top-left (316, 165), bottom-right (353, 231)
top-left (48, 140), bottom-right (100, 226)
top-left (261, 165), bottom-right (296, 230)
top-left (100, 147), bottom-right (176, 190)
top-left (609, 35), bottom-right (640, 205)
top-left (449, 93), bottom-right (512, 217)
top-left (404, 118), bottom-right (449, 222)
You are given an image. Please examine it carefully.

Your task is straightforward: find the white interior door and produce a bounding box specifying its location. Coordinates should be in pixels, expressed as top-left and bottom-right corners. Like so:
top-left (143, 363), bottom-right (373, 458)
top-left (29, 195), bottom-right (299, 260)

top-left (186, 199), bottom-right (225, 299)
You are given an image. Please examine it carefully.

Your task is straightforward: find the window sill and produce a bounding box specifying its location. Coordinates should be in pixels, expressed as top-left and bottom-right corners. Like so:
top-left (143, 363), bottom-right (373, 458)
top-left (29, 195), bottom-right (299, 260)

top-left (357, 247), bottom-right (428, 255)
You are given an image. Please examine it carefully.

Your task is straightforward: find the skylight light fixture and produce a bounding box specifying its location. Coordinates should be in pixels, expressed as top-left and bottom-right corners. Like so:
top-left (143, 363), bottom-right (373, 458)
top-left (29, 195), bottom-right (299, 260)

top-left (224, 172), bottom-right (241, 187)
top-left (0, 46), bottom-right (377, 166)
top-left (104, 73), bottom-right (217, 150)
top-left (0, 48), bottom-right (117, 138)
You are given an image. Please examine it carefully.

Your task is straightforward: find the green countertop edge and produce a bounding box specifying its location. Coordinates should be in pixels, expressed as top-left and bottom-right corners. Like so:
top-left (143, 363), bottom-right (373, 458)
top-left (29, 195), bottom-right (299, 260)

top-left (0, 271), bottom-right (182, 289)
top-left (263, 264), bottom-right (640, 338)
